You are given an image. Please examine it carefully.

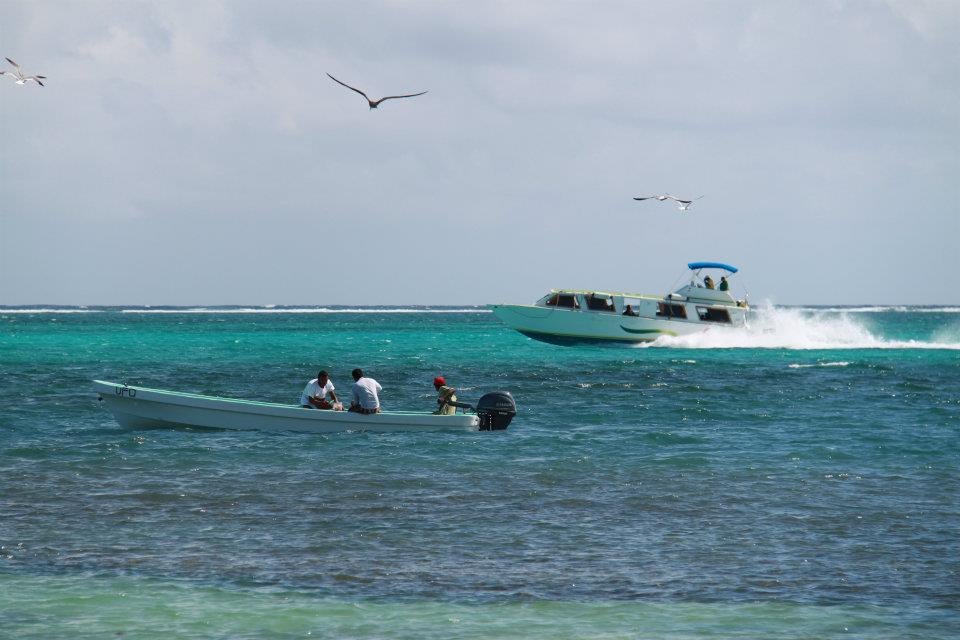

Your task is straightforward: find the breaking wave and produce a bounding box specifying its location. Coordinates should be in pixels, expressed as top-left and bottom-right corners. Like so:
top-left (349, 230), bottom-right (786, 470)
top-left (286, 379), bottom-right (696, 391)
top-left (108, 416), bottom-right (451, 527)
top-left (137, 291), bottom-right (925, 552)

top-left (1, 306), bottom-right (491, 314)
top-left (116, 307), bottom-right (492, 314)
top-left (0, 308), bottom-right (100, 314)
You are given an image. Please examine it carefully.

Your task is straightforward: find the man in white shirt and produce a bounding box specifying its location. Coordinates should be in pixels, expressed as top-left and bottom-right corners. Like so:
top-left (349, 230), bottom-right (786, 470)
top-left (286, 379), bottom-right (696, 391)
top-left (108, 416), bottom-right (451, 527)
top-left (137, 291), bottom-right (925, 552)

top-left (349, 368), bottom-right (382, 414)
top-left (300, 370), bottom-right (341, 410)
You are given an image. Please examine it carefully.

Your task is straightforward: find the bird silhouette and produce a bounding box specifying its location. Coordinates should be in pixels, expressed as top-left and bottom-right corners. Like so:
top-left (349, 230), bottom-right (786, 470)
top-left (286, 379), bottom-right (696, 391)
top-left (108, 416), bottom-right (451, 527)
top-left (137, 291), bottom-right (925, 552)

top-left (326, 73), bottom-right (426, 109)
top-left (633, 194), bottom-right (704, 212)
top-left (1, 58), bottom-right (45, 86)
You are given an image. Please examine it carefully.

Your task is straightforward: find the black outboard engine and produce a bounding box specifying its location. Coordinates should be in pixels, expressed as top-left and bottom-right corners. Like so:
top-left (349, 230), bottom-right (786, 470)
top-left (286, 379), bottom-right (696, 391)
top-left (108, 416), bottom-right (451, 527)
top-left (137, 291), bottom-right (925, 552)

top-left (475, 391), bottom-right (517, 431)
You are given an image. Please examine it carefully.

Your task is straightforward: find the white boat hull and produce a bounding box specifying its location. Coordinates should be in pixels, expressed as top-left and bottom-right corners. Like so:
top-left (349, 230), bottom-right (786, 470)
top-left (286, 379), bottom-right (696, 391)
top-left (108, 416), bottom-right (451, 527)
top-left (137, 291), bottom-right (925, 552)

top-left (94, 381), bottom-right (482, 433)
top-left (489, 304), bottom-right (731, 344)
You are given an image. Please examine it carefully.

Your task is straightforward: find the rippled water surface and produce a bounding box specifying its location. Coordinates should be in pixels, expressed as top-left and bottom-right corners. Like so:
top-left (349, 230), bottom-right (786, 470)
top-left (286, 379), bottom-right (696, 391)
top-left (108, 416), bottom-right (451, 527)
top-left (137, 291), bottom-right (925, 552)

top-left (1, 306), bottom-right (958, 639)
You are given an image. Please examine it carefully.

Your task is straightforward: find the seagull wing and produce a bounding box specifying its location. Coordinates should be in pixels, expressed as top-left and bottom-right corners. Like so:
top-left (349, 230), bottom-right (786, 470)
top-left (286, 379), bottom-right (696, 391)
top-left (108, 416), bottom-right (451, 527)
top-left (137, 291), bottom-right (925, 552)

top-left (377, 91), bottom-right (428, 104)
top-left (29, 77), bottom-right (44, 86)
top-left (326, 73), bottom-right (370, 101)
top-left (633, 196), bottom-right (657, 201)
top-left (5, 57), bottom-right (21, 71)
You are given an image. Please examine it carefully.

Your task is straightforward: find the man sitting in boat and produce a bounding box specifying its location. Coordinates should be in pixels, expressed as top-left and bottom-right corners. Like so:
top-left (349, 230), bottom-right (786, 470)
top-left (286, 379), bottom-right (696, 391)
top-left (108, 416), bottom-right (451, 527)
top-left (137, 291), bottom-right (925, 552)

top-left (704, 275), bottom-right (715, 289)
top-left (300, 370), bottom-right (343, 410)
top-left (719, 276), bottom-right (729, 291)
top-left (349, 368), bottom-right (382, 414)
top-left (432, 376), bottom-right (458, 415)
top-left (622, 304), bottom-right (638, 317)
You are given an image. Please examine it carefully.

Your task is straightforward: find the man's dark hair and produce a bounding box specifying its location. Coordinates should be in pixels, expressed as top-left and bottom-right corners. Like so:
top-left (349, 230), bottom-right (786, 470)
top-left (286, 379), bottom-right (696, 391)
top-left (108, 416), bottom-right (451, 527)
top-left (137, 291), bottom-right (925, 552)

top-left (352, 368), bottom-right (363, 381)
top-left (318, 370), bottom-right (328, 379)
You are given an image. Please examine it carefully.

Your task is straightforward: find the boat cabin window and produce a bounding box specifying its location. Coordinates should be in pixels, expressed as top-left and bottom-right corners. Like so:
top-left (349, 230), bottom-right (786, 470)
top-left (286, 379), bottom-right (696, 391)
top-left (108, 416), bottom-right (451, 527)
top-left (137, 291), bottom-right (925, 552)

top-left (545, 293), bottom-right (579, 309)
top-left (656, 302), bottom-right (687, 319)
top-left (696, 306), bottom-right (731, 323)
top-left (585, 294), bottom-right (616, 312)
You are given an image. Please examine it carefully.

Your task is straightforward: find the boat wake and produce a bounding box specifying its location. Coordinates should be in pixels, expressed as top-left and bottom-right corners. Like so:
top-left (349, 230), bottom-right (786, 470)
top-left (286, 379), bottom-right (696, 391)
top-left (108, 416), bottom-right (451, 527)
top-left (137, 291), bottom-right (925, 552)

top-left (638, 303), bottom-right (960, 350)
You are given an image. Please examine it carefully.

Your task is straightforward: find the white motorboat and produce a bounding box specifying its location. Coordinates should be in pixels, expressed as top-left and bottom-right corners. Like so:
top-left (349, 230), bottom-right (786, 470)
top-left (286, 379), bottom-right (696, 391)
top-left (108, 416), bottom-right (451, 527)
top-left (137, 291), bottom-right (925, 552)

top-left (490, 262), bottom-right (748, 345)
top-left (94, 380), bottom-right (517, 433)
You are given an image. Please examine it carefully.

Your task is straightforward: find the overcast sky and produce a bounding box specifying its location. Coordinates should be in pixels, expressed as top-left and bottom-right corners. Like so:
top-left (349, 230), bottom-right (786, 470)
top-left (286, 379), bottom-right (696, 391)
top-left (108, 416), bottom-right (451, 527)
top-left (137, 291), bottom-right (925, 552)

top-left (1, 0), bottom-right (957, 305)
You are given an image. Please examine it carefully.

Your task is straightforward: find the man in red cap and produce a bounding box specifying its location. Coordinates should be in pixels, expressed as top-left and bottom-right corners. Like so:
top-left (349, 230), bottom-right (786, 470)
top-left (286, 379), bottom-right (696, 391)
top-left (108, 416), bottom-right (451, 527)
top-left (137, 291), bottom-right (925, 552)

top-left (432, 376), bottom-right (457, 415)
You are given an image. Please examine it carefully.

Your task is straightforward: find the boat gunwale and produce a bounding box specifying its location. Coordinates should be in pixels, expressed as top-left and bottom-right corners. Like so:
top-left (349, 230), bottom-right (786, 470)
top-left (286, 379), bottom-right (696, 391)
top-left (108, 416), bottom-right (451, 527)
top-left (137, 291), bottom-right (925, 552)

top-left (488, 303), bottom-right (745, 323)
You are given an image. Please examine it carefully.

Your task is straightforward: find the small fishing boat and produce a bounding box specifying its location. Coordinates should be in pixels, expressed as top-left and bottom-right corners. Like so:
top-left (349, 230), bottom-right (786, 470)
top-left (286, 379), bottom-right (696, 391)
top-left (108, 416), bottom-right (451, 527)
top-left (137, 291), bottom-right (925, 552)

top-left (489, 262), bottom-right (748, 345)
top-left (94, 380), bottom-right (517, 433)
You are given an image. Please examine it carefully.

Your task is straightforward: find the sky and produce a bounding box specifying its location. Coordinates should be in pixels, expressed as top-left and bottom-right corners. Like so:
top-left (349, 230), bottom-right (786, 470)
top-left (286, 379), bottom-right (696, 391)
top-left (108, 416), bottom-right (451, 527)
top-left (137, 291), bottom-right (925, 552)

top-left (1, 0), bottom-right (957, 305)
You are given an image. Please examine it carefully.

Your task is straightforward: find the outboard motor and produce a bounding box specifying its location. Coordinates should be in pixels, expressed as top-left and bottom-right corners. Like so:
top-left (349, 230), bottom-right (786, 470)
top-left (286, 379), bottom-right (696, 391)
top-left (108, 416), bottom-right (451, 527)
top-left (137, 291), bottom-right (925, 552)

top-left (475, 391), bottom-right (517, 431)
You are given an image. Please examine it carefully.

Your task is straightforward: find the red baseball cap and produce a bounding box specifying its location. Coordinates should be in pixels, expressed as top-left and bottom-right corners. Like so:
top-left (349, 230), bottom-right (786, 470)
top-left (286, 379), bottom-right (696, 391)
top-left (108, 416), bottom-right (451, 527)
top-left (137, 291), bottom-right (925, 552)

top-left (433, 376), bottom-right (446, 386)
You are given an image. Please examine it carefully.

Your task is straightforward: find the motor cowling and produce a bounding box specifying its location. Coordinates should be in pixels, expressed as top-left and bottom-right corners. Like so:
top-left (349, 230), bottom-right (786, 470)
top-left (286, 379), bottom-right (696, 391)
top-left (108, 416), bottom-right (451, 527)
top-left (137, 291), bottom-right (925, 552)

top-left (475, 391), bottom-right (516, 431)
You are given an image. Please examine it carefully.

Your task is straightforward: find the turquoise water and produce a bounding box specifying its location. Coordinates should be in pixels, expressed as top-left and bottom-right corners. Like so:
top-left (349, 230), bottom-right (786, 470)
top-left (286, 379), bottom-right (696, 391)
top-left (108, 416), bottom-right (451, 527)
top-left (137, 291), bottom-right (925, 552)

top-left (2, 306), bottom-right (958, 639)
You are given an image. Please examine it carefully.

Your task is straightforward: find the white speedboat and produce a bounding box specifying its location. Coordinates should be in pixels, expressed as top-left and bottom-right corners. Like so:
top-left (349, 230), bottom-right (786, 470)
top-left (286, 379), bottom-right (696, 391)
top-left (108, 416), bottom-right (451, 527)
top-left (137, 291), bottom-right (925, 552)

top-left (490, 262), bottom-right (748, 345)
top-left (94, 380), bottom-right (517, 433)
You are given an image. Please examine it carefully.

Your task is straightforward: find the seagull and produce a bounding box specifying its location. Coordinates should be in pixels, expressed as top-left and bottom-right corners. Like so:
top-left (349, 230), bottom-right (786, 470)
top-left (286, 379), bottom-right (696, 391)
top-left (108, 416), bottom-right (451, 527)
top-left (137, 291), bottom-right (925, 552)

top-left (1, 57), bottom-right (46, 86)
top-left (633, 193), bottom-right (704, 212)
top-left (326, 73), bottom-right (427, 109)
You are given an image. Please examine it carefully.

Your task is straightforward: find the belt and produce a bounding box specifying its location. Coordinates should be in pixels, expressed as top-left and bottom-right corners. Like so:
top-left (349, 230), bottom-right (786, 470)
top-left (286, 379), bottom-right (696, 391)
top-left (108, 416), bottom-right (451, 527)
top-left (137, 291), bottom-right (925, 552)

top-left (352, 406), bottom-right (380, 415)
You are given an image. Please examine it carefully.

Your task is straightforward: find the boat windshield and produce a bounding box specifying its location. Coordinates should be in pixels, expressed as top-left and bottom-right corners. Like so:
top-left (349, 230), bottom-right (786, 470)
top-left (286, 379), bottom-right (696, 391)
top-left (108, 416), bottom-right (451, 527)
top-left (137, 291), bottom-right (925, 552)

top-left (544, 293), bottom-right (579, 309)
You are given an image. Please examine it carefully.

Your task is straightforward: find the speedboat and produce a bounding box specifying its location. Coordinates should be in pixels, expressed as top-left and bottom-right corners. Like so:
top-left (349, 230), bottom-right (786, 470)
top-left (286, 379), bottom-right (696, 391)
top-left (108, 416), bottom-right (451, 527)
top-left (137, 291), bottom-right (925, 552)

top-left (94, 380), bottom-right (517, 433)
top-left (489, 262), bottom-right (748, 345)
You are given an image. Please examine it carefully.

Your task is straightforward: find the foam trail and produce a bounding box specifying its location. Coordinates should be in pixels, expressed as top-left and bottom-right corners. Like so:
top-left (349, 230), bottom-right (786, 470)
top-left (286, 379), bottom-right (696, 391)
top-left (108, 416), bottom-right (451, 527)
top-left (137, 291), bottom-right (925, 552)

top-left (639, 303), bottom-right (960, 350)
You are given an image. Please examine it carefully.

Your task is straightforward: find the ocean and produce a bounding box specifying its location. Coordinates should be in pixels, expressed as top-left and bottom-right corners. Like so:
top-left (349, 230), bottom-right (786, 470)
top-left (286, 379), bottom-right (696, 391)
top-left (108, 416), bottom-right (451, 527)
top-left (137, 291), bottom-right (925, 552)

top-left (1, 305), bottom-right (958, 639)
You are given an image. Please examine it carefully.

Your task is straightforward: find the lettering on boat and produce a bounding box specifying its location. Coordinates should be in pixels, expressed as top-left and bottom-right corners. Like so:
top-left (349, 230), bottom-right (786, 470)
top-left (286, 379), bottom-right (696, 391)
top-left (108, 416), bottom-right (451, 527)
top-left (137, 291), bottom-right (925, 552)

top-left (115, 386), bottom-right (136, 398)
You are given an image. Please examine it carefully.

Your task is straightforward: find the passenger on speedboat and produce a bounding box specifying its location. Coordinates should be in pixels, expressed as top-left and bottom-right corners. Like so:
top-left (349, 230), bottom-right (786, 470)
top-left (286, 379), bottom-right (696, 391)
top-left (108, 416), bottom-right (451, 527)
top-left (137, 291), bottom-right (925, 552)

top-left (719, 276), bottom-right (729, 291)
top-left (622, 304), bottom-right (638, 316)
top-left (432, 376), bottom-right (457, 415)
top-left (300, 370), bottom-right (343, 410)
top-left (704, 275), bottom-right (715, 289)
top-left (349, 368), bottom-right (382, 414)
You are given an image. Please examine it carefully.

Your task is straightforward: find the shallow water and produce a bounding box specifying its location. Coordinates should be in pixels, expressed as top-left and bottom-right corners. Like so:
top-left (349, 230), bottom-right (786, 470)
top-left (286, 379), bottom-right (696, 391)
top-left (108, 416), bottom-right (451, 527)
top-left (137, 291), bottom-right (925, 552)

top-left (2, 305), bottom-right (958, 638)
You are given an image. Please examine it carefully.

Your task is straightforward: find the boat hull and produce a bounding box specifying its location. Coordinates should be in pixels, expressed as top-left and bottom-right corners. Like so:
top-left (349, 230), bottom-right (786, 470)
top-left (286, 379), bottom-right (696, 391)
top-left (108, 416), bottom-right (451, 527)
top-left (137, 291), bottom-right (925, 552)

top-left (490, 304), bottom-right (719, 345)
top-left (94, 381), bottom-right (482, 433)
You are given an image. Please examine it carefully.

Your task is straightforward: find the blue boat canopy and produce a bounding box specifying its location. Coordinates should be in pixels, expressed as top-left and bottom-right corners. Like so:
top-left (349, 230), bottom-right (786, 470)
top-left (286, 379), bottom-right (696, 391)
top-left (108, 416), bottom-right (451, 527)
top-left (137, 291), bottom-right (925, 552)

top-left (687, 261), bottom-right (738, 273)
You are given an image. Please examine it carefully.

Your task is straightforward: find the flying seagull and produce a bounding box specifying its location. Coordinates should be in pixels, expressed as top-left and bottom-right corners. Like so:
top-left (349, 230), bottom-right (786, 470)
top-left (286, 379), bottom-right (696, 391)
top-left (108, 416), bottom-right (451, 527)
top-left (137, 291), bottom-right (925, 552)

top-left (633, 194), bottom-right (704, 212)
top-left (1, 57), bottom-right (46, 86)
top-left (326, 73), bottom-right (427, 109)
